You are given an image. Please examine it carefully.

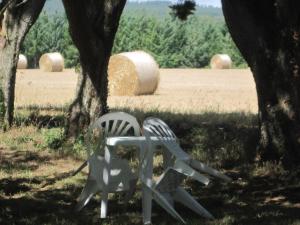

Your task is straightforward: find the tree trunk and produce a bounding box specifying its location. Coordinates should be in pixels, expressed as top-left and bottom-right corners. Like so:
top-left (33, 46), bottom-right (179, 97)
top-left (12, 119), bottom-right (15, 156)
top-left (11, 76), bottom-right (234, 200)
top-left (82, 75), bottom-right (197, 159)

top-left (63, 0), bottom-right (126, 137)
top-left (0, 0), bottom-right (46, 128)
top-left (222, 0), bottom-right (300, 166)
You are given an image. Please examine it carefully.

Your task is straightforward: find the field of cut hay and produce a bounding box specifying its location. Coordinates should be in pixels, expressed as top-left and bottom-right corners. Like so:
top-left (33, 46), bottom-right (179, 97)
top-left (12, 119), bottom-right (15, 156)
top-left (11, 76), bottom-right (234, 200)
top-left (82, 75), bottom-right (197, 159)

top-left (15, 68), bottom-right (257, 113)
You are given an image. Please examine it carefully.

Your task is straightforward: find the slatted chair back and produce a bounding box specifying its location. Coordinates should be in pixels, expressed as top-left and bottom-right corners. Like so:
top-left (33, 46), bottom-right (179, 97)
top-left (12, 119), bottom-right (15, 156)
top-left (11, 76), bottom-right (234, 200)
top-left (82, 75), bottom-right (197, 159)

top-left (143, 117), bottom-right (190, 161)
top-left (76, 112), bottom-right (141, 217)
top-left (86, 112), bottom-right (141, 156)
top-left (91, 112), bottom-right (140, 137)
top-left (143, 118), bottom-right (231, 183)
top-left (143, 117), bottom-right (176, 140)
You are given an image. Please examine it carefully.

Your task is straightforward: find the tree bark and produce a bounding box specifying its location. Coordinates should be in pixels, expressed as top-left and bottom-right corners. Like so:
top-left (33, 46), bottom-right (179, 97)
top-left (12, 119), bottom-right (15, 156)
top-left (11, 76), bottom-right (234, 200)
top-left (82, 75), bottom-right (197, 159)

top-left (0, 0), bottom-right (46, 128)
top-left (222, 0), bottom-right (300, 166)
top-left (63, 0), bottom-right (126, 137)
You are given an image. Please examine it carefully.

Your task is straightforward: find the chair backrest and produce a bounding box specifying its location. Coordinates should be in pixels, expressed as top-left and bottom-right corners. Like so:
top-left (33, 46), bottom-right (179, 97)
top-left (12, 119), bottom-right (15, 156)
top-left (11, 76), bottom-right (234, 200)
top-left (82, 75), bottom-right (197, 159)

top-left (92, 112), bottom-right (140, 137)
top-left (142, 117), bottom-right (190, 162)
top-left (87, 112), bottom-right (141, 155)
top-left (143, 117), bottom-right (176, 140)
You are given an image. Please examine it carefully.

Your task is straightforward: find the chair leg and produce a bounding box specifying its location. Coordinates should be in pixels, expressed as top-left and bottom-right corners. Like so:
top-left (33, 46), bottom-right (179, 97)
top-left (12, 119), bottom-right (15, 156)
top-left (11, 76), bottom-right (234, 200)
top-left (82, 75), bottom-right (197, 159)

top-left (140, 148), bottom-right (154, 225)
top-left (100, 145), bottom-right (112, 219)
top-left (100, 190), bottom-right (109, 218)
top-left (174, 160), bottom-right (210, 185)
top-left (76, 179), bottom-right (98, 211)
top-left (142, 183), bottom-right (153, 225)
top-left (173, 187), bottom-right (214, 219)
top-left (190, 159), bottom-right (232, 182)
top-left (150, 186), bottom-right (185, 224)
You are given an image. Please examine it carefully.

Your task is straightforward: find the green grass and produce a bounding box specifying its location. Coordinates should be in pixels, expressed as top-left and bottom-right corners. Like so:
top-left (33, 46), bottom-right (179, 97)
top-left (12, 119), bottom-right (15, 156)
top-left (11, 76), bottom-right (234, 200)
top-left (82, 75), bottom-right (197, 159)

top-left (0, 107), bottom-right (299, 225)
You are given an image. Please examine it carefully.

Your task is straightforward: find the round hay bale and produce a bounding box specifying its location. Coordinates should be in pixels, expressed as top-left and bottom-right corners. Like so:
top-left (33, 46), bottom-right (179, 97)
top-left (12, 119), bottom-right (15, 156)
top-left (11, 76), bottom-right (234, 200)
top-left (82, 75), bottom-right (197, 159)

top-left (17, 54), bottom-right (28, 69)
top-left (39, 52), bottom-right (64, 72)
top-left (108, 51), bottom-right (160, 96)
top-left (210, 54), bottom-right (232, 69)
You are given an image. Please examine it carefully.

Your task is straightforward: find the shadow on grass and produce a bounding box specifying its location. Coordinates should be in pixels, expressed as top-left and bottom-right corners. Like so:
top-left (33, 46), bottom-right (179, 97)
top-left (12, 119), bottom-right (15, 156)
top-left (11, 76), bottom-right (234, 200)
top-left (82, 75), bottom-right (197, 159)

top-left (3, 107), bottom-right (298, 224)
top-left (15, 113), bottom-right (65, 129)
top-left (15, 105), bottom-right (66, 129)
top-left (0, 169), bottom-right (299, 225)
top-left (0, 150), bottom-right (52, 173)
top-left (111, 107), bottom-right (260, 168)
top-left (14, 106), bottom-right (260, 167)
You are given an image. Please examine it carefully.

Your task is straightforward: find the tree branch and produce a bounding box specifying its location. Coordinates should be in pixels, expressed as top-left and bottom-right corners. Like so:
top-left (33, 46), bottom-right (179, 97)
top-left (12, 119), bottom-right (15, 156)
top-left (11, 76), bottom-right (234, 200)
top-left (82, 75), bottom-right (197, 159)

top-left (0, 0), bottom-right (15, 16)
top-left (15, 0), bottom-right (29, 7)
top-left (0, 0), bottom-right (31, 17)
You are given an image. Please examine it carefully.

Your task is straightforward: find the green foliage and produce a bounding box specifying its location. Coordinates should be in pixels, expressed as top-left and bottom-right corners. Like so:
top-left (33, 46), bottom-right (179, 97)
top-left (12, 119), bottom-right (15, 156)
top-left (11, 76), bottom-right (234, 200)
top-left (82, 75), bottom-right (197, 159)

top-left (113, 15), bottom-right (247, 68)
top-left (21, 11), bottom-right (246, 69)
top-left (42, 128), bottom-right (64, 149)
top-left (72, 134), bottom-right (86, 154)
top-left (21, 13), bottom-right (79, 68)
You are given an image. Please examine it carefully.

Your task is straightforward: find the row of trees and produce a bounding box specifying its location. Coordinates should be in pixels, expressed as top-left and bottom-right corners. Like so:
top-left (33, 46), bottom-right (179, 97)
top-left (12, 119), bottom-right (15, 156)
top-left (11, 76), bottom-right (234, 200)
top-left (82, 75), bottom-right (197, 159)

top-left (21, 13), bottom-right (246, 69)
top-left (114, 15), bottom-right (245, 67)
top-left (20, 13), bottom-right (78, 68)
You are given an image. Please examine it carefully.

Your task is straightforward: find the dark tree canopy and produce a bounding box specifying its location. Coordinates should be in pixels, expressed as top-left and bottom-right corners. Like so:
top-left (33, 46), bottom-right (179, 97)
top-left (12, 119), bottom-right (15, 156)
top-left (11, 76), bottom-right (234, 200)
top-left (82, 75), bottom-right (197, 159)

top-left (169, 0), bottom-right (196, 20)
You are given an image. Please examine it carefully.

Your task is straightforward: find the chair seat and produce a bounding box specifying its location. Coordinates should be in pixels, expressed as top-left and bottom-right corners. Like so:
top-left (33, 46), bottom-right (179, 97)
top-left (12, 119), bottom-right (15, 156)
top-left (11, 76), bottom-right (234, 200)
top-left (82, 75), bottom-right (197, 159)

top-left (89, 154), bottom-right (138, 192)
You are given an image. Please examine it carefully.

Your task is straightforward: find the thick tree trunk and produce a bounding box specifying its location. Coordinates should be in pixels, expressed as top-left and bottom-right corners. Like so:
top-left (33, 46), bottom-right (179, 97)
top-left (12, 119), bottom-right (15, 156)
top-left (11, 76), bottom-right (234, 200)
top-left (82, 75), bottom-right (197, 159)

top-left (63, 0), bottom-right (126, 137)
top-left (222, 1), bottom-right (300, 166)
top-left (0, 0), bottom-right (46, 128)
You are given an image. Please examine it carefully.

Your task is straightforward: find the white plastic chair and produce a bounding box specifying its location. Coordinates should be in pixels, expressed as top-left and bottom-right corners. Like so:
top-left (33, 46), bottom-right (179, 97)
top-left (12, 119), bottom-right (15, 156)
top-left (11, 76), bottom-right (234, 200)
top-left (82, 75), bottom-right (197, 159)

top-left (143, 118), bottom-right (231, 182)
top-left (75, 112), bottom-right (141, 218)
top-left (141, 117), bottom-right (231, 224)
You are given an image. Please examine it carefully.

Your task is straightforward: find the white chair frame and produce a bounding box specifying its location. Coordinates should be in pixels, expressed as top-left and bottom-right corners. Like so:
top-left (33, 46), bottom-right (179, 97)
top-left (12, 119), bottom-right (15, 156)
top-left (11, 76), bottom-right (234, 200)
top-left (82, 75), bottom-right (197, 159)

top-left (140, 117), bottom-right (231, 224)
top-left (75, 112), bottom-right (141, 218)
top-left (75, 113), bottom-right (231, 224)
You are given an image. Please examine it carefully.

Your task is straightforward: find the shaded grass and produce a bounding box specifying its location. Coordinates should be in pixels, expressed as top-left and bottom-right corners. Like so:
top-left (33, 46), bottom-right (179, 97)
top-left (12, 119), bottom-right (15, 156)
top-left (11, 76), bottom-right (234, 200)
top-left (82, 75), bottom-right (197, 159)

top-left (112, 107), bottom-right (259, 168)
top-left (1, 107), bottom-right (299, 224)
top-left (12, 106), bottom-right (260, 166)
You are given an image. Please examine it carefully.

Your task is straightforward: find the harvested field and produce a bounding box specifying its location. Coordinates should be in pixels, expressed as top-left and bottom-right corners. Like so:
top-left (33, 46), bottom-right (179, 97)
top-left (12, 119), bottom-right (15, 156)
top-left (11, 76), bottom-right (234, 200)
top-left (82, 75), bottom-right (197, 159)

top-left (15, 68), bottom-right (257, 113)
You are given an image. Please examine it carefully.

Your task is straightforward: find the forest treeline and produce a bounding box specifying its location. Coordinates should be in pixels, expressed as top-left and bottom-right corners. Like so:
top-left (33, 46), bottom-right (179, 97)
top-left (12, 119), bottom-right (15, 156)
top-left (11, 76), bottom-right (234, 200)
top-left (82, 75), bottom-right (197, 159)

top-left (21, 13), bottom-right (246, 69)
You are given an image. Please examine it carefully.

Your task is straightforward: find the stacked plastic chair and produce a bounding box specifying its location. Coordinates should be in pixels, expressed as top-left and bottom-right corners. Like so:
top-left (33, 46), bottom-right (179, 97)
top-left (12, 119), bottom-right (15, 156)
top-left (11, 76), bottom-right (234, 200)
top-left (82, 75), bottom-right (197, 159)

top-left (75, 112), bottom-right (141, 218)
top-left (75, 112), bottom-right (231, 224)
top-left (141, 117), bottom-right (231, 224)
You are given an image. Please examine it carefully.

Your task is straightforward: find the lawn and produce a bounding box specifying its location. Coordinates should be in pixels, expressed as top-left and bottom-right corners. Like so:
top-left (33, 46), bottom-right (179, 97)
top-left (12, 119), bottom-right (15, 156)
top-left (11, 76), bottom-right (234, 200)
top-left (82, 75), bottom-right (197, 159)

top-left (1, 108), bottom-right (299, 225)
